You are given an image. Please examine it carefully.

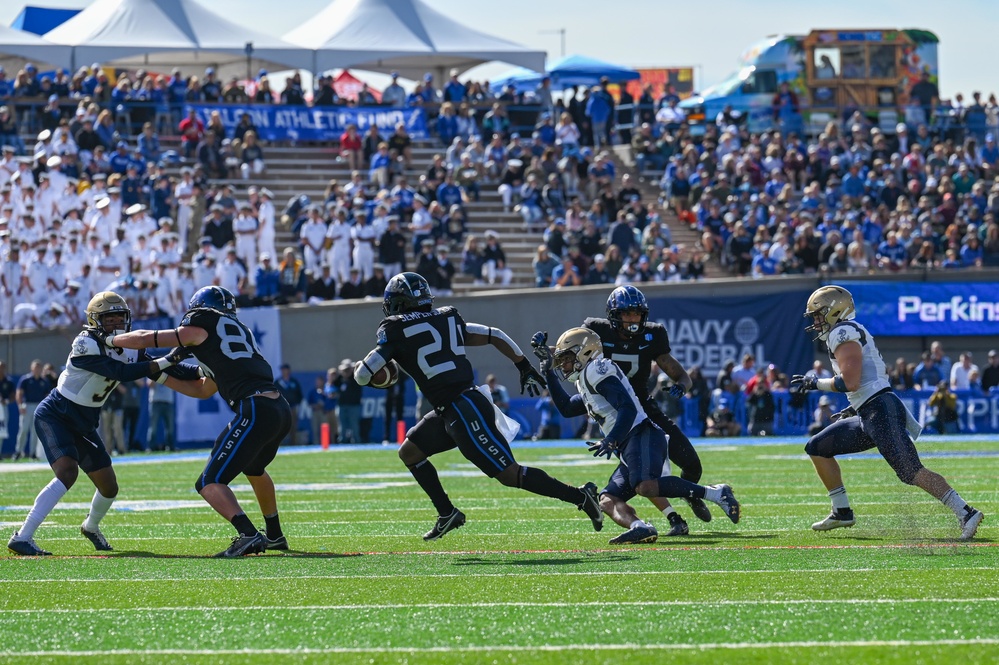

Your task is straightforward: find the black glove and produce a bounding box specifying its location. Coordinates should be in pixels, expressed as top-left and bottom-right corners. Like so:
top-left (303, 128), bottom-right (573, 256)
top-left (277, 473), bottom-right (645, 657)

top-left (165, 346), bottom-right (193, 365)
top-left (516, 357), bottom-right (547, 396)
top-left (530, 331), bottom-right (553, 373)
top-left (830, 406), bottom-right (857, 423)
top-left (93, 329), bottom-right (121, 352)
top-left (587, 438), bottom-right (618, 459)
top-left (790, 374), bottom-right (818, 392)
top-left (668, 383), bottom-right (686, 399)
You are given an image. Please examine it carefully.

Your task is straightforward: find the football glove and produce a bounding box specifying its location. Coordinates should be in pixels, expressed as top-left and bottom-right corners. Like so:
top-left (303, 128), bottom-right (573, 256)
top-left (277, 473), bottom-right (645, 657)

top-left (790, 374), bottom-right (818, 392)
top-left (668, 383), bottom-right (686, 399)
top-left (587, 438), bottom-right (618, 460)
top-left (530, 330), bottom-right (553, 373)
top-left (830, 406), bottom-right (857, 423)
top-left (516, 357), bottom-right (547, 397)
top-left (94, 329), bottom-right (121, 352)
top-left (165, 346), bottom-right (193, 365)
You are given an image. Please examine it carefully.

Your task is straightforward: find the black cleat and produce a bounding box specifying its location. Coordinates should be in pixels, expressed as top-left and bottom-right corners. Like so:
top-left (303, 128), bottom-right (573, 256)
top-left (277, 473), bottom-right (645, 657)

top-left (80, 524), bottom-right (113, 551)
top-left (214, 532), bottom-right (266, 558)
top-left (578, 482), bottom-right (603, 532)
top-left (261, 531), bottom-right (289, 551)
top-left (684, 496), bottom-right (713, 523)
top-left (423, 508), bottom-right (466, 541)
top-left (7, 531), bottom-right (52, 556)
top-left (665, 513), bottom-right (689, 537)
top-left (709, 484), bottom-right (741, 524)
top-left (608, 523), bottom-right (658, 544)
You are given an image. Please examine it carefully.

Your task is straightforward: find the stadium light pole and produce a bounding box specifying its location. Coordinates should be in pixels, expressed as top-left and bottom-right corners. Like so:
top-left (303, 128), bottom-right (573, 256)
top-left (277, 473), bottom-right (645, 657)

top-left (539, 28), bottom-right (566, 58)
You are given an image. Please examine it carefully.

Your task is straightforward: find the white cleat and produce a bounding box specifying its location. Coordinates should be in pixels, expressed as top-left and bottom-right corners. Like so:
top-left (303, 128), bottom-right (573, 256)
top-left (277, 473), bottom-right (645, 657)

top-left (959, 509), bottom-right (984, 541)
top-left (812, 509), bottom-right (856, 531)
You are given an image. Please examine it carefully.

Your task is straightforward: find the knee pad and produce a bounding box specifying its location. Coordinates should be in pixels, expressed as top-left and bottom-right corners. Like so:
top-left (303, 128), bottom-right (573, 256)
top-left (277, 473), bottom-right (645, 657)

top-left (895, 463), bottom-right (923, 486)
top-left (804, 434), bottom-right (832, 457)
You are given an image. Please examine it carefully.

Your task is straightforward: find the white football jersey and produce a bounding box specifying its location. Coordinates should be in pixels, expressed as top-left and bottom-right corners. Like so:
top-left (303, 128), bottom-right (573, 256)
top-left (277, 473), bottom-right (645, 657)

top-left (574, 356), bottom-right (648, 439)
top-left (58, 332), bottom-right (141, 408)
top-left (826, 319), bottom-right (890, 409)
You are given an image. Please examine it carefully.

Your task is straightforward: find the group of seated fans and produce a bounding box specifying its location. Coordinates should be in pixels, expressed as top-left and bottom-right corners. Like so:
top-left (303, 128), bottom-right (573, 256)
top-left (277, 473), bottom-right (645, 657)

top-left (2, 61), bottom-right (999, 331)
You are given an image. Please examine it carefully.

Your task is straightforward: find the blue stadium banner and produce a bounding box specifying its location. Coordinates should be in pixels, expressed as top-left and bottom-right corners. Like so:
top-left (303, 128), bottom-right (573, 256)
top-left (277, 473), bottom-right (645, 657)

top-left (646, 290), bottom-right (814, 380)
top-left (841, 282), bottom-right (999, 337)
top-left (185, 104), bottom-right (428, 142)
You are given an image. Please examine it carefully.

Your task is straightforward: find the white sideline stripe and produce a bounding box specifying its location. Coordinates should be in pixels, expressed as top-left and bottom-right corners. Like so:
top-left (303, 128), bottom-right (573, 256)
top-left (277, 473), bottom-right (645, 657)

top-left (6, 568), bottom-right (997, 584)
top-left (3, 598), bottom-right (999, 614)
top-left (7, 639), bottom-right (999, 656)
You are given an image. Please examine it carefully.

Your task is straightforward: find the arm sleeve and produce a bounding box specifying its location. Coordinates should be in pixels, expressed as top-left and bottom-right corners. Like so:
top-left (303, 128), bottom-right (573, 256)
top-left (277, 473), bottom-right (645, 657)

top-left (70, 354), bottom-right (157, 383)
top-left (544, 368), bottom-right (587, 417)
top-left (594, 375), bottom-right (639, 443)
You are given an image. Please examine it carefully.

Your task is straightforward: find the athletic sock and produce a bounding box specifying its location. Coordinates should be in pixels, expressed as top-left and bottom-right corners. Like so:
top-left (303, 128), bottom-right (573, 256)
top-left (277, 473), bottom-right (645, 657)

top-left (17, 478), bottom-right (68, 541)
top-left (657, 476), bottom-right (708, 500)
top-left (829, 485), bottom-right (851, 511)
top-left (82, 490), bottom-right (115, 532)
top-left (230, 512), bottom-right (257, 537)
top-left (941, 489), bottom-right (972, 518)
top-left (702, 485), bottom-right (721, 503)
top-left (662, 506), bottom-right (678, 519)
top-left (407, 460), bottom-right (455, 516)
top-left (518, 466), bottom-right (587, 505)
top-left (629, 519), bottom-right (644, 529)
top-left (263, 512), bottom-right (283, 540)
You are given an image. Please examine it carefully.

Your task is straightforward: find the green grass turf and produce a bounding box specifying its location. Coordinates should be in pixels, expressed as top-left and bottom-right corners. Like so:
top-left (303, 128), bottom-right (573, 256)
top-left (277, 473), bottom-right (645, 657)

top-left (1, 439), bottom-right (997, 665)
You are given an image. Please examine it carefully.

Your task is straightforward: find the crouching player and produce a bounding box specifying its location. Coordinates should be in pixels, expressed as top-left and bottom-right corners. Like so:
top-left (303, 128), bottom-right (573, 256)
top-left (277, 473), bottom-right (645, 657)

top-left (532, 328), bottom-right (740, 544)
top-left (7, 292), bottom-right (194, 556)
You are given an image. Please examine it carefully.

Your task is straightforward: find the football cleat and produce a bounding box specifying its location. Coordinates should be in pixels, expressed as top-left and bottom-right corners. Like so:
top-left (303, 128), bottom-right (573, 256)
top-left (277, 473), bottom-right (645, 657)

top-left (7, 531), bottom-right (52, 556)
top-left (260, 531), bottom-right (289, 551)
top-left (423, 508), bottom-right (466, 541)
top-left (709, 484), bottom-right (741, 524)
top-left (80, 524), bottom-right (113, 551)
top-left (684, 496), bottom-right (713, 523)
top-left (811, 508), bottom-right (856, 531)
top-left (578, 482), bottom-right (603, 531)
top-left (665, 513), bottom-right (689, 537)
top-left (609, 524), bottom-right (658, 544)
top-left (214, 532), bottom-right (266, 558)
top-left (959, 509), bottom-right (984, 541)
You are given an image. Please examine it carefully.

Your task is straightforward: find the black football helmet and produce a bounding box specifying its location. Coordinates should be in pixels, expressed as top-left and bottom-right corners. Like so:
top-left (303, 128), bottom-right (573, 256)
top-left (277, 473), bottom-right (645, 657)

top-left (606, 285), bottom-right (649, 337)
top-left (383, 272), bottom-right (434, 316)
top-left (188, 286), bottom-right (237, 316)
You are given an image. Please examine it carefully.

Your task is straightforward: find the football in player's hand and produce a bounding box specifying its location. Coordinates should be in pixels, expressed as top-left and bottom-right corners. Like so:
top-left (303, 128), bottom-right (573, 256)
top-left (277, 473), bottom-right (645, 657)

top-left (369, 360), bottom-right (400, 389)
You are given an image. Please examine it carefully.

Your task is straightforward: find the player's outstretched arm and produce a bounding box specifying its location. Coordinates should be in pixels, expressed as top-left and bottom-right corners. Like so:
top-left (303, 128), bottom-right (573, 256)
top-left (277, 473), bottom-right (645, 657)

top-left (466, 322), bottom-right (545, 395)
top-left (103, 325), bottom-right (208, 350)
top-left (163, 374), bottom-right (218, 399)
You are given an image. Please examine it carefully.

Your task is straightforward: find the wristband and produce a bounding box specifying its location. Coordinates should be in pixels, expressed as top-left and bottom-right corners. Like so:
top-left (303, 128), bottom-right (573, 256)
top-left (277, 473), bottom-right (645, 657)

top-left (155, 372), bottom-right (169, 385)
top-left (153, 357), bottom-right (172, 372)
top-left (105, 334), bottom-right (116, 348)
top-left (817, 375), bottom-right (848, 392)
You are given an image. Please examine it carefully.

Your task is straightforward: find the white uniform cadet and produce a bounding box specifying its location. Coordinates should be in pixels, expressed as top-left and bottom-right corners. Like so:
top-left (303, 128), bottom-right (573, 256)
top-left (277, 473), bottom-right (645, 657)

top-left (299, 216), bottom-right (327, 274)
top-left (257, 194), bottom-right (277, 260)
top-left (233, 211), bottom-right (259, 281)
top-left (325, 218), bottom-right (352, 284)
top-left (351, 218), bottom-right (377, 281)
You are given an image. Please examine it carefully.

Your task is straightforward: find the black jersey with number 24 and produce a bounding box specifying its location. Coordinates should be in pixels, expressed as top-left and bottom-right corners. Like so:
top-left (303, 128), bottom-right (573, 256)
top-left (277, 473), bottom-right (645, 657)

top-left (181, 308), bottom-right (278, 407)
top-left (375, 306), bottom-right (475, 409)
top-left (583, 317), bottom-right (671, 399)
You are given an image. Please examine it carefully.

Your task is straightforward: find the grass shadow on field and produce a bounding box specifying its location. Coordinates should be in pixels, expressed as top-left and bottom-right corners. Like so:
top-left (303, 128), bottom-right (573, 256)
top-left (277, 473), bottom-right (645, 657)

top-left (453, 553), bottom-right (637, 568)
top-left (107, 550), bottom-right (365, 559)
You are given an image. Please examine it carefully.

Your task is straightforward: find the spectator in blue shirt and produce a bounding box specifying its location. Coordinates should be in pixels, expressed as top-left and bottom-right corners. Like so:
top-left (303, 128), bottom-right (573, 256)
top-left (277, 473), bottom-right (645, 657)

top-left (109, 141), bottom-right (133, 174)
top-left (254, 253), bottom-right (281, 305)
top-left (841, 162), bottom-right (866, 199)
top-left (137, 122), bottom-right (161, 163)
top-left (14, 360), bottom-right (50, 460)
top-left (435, 171), bottom-right (464, 211)
top-left (443, 69), bottom-right (466, 103)
top-left (960, 235), bottom-right (984, 266)
top-left (534, 391), bottom-right (561, 440)
top-left (585, 85), bottom-right (612, 148)
top-left (876, 231), bottom-right (908, 270)
top-left (436, 103), bottom-right (459, 147)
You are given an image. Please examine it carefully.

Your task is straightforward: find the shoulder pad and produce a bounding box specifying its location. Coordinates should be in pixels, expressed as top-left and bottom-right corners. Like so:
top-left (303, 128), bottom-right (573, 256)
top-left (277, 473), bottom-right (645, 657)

top-left (437, 306), bottom-right (456, 316)
top-left (181, 309), bottom-right (212, 329)
top-left (71, 332), bottom-right (101, 358)
top-left (585, 357), bottom-right (617, 385)
top-left (828, 323), bottom-right (862, 353)
top-left (375, 323), bottom-right (390, 346)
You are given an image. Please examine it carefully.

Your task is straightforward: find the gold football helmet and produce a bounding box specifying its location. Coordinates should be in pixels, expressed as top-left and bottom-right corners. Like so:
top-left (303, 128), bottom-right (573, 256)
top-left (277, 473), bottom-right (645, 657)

top-left (553, 327), bottom-right (603, 382)
top-left (804, 285), bottom-right (855, 341)
top-left (85, 291), bottom-right (132, 334)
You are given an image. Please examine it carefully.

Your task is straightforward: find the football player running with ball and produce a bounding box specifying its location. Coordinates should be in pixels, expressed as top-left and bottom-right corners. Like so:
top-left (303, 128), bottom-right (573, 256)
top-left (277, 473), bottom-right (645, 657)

top-left (793, 285), bottom-right (984, 539)
top-left (583, 285), bottom-right (710, 536)
top-left (354, 272), bottom-right (604, 541)
top-left (101, 286), bottom-right (293, 557)
top-left (7, 292), bottom-right (195, 556)
top-left (533, 328), bottom-right (740, 544)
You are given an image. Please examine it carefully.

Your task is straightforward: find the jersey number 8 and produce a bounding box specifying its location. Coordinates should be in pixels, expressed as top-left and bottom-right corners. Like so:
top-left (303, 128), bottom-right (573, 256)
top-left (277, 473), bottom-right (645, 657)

top-left (217, 319), bottom-right (261, 360)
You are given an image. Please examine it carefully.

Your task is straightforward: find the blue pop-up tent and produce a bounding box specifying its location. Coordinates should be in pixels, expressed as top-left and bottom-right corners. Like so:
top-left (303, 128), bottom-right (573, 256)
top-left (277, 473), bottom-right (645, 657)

top-left (11, 6), bottom-right (80, 36)
top-left (491, 54), bottom-right (640, 92)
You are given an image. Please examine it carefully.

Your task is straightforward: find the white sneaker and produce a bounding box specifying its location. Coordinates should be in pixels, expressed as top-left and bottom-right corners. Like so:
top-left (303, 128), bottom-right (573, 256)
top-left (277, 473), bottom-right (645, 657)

top-left (959, 509), bottom-right (984, 541)
top-left (812, 509), bottom-right (856, 531)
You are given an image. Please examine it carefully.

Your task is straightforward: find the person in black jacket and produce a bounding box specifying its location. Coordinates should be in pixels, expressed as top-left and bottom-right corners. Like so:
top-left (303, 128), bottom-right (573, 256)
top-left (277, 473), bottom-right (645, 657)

top-left (306, 264), bottom-right (337, 301)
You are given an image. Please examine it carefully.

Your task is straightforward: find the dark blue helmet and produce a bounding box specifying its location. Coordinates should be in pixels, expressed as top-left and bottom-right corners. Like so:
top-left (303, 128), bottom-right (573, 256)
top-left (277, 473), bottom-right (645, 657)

top-left (189, 285), bottom-right (236, 316)
top-left (607, 285), bottom-right (649, 337)
top-left (383, 272), bottom-right (434, 317)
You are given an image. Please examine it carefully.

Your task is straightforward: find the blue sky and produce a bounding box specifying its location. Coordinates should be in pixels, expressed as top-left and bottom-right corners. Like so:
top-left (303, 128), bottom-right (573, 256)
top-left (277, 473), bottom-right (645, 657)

top-left (2, 0), bottom-right (997, 98)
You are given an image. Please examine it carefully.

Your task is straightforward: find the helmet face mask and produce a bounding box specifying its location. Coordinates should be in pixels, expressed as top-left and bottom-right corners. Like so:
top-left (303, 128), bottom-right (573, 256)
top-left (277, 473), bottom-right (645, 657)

top-left (383, 272), bottom-right (434, 317)
top-left (804, 286), bottom-right (856, 341)
top-left (607, 285), bottom-right (649, 337)
top-left (85, 291), bottom-right (131, 334)
top-left (553, 328), bottom-right (602, 382)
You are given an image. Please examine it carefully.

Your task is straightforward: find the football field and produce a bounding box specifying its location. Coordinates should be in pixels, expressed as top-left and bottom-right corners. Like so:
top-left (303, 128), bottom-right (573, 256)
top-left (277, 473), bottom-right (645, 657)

top-left (1, 437), bottom-right (997, 665)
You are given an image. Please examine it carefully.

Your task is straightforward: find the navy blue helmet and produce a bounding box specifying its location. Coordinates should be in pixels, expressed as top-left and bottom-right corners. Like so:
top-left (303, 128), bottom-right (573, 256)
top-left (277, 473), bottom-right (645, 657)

top-left (189, 285), bottom-right (236, 316)
top-left (383, 272), bottom-right (434, 317)
top-left (607, 285), bottom-right (649, 336)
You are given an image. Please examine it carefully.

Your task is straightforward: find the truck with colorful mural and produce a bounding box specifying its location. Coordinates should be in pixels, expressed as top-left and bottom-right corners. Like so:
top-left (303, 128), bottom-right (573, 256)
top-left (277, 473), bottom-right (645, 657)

top-left (680, 29), bottom-right (939, 134)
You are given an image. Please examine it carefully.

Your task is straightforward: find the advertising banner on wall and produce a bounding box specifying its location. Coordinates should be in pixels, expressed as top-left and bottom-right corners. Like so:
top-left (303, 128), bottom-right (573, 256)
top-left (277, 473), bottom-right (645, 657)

top-left (841, 282), bottom-right (999, 337)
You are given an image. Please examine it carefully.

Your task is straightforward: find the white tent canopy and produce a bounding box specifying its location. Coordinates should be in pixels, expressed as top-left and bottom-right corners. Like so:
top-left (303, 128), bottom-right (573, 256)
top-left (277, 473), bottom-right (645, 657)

top-left (284, 0), bottom-right (546, 80)
top-left (43, 0), bottom-right (312, 78)
top-left (0, 23), bottom-right (71, 68)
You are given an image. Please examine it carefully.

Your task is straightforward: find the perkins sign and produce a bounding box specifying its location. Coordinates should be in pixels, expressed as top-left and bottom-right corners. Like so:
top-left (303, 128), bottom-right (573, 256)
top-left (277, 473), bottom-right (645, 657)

top-left (647, 290), bottom-right (814, 379)
top-left (843, 282), bottom-right (999, 336)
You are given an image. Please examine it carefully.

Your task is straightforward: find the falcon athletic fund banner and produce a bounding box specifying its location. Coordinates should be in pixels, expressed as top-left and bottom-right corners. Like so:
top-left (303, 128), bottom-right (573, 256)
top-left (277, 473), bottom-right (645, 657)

top-left (646, 290), bottom-right (813, 380)
top-left (185, 103), bottom-right (429, 142)
top-left (841, 282), bottom-right (999, 337)
top-left (176, 306), bottom-right (283, 445)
